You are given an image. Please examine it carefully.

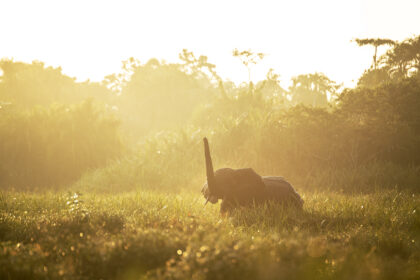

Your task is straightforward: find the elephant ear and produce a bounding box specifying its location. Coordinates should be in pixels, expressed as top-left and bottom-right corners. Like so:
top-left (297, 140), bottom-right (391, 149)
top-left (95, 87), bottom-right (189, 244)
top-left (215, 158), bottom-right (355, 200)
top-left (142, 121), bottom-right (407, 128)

top-left (231, 168), bottom-right (266, 202)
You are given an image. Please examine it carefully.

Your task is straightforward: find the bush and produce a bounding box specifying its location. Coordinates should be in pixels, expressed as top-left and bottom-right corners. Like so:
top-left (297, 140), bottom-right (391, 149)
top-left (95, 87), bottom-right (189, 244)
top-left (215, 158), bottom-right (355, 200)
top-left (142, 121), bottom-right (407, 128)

top-left (0, 100), bottom-right (123, 189)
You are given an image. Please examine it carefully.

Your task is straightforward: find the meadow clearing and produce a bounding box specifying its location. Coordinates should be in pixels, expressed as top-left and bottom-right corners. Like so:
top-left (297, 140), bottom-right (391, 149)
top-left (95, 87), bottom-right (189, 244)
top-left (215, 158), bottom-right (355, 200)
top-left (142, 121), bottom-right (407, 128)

top-left (1, 185), bottom-right (419, 279)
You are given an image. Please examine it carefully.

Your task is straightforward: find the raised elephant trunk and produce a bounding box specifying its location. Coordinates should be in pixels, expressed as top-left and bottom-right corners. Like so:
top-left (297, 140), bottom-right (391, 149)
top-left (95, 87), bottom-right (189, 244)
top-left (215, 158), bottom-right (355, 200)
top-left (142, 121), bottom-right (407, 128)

top-left (203, 137), bottom-right (216, 194)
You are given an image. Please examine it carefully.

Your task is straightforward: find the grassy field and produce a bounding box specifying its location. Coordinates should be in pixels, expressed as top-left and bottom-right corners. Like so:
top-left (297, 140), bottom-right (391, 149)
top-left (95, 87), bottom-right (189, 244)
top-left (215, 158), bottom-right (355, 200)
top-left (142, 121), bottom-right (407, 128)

top-left (1, 189), bottom-right (419, 280)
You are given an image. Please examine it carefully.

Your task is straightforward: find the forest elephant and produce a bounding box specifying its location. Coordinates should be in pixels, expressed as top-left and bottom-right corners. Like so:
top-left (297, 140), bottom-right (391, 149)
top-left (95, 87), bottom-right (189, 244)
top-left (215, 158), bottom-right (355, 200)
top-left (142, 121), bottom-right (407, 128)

top-left (201, 137), bottom-right (304, 214)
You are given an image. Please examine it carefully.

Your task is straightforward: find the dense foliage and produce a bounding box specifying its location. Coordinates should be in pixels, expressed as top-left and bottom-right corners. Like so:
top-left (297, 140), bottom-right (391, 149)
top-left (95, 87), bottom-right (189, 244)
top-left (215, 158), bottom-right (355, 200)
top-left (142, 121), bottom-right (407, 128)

top-left (0, 60), bottom-right (113, 107)
top-left (1, 35), bottom-right (419, 192)
top-left (0, 100), bottom-right (122, 189)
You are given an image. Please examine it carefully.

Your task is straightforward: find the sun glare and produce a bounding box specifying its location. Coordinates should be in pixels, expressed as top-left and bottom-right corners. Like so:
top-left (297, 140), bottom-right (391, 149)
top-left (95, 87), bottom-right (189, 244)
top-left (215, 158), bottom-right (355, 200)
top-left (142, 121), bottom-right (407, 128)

top-left (0, 0), bottom-right (418, 87)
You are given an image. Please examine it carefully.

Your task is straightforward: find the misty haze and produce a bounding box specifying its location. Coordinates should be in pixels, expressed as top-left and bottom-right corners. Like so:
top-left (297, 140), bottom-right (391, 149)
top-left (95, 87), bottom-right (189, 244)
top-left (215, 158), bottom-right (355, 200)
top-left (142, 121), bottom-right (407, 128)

top-left (1, 1), bottom-right (419, 279)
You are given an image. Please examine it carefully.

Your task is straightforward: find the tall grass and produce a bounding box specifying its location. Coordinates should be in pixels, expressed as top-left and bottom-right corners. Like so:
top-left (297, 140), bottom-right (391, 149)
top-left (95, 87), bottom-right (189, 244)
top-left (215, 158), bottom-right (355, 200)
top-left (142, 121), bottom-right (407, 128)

top-left (1, 190), bottom-right (418, 279)
top-left (0, 100), bottom-right (123, 189)
top-left (74, 116), bottom-right (420, 194)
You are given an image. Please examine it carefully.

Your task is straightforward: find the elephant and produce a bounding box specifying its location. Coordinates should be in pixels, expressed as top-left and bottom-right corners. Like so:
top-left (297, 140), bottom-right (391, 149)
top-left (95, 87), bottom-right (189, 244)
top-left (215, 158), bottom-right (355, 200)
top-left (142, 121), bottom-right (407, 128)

top-left (202, 137), bottom-right (304, 214)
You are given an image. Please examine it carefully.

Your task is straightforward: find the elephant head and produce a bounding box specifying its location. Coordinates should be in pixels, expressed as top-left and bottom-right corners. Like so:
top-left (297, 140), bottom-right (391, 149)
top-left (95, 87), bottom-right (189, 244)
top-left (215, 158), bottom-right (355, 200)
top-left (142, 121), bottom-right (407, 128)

top-left (202, 138), bottom-right (266, 207)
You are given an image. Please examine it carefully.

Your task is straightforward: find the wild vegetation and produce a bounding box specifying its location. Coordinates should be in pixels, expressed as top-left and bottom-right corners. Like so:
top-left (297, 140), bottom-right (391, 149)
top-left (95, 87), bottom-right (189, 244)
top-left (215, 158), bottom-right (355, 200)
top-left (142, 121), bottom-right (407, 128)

top-left (1, 35), bottom-right (420, 279)
top-left (1, 190), bottom-right (419, 279)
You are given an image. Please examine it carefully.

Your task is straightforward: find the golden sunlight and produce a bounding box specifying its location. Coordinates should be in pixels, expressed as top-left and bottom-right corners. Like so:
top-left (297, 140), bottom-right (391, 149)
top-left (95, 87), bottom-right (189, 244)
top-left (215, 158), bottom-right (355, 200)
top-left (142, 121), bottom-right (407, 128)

top-left (1, 1), bottom-right (420, 279)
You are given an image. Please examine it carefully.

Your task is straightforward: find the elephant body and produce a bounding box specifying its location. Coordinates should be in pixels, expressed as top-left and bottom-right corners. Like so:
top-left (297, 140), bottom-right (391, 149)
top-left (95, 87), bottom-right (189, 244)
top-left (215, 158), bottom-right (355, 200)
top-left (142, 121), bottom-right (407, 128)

top-left (202, 167), bottom-right (304, 214)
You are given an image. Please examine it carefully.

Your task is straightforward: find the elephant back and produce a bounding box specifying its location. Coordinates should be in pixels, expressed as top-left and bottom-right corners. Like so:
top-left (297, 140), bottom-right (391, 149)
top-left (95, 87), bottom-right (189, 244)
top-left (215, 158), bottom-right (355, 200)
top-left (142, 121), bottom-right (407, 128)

top-left (262, 176), bottom-right (304, 208)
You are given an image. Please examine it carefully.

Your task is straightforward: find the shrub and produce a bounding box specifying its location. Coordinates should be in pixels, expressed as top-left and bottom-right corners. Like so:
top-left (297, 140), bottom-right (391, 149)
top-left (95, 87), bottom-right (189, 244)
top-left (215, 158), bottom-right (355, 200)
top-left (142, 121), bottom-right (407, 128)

top-left (0, 100), bottom-right (123, 189)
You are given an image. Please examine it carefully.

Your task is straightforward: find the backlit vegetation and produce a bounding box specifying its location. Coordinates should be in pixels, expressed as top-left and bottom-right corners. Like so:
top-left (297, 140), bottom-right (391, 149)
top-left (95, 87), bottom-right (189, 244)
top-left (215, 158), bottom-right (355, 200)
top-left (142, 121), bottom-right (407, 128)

top-left (1, 35), bottom-right (420, 279)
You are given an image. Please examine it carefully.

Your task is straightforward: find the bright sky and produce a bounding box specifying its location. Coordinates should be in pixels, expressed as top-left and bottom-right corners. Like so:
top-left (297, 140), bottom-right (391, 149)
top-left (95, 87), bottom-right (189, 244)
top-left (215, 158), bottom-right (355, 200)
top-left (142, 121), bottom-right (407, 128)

top-left (1, 0), bottom-right (419, 88)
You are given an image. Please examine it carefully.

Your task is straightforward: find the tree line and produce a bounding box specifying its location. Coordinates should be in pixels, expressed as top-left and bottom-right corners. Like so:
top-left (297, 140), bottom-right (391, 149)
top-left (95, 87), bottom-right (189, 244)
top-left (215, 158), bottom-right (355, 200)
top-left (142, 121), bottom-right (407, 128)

top-left (0, 34), bottom-right (419, 189)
